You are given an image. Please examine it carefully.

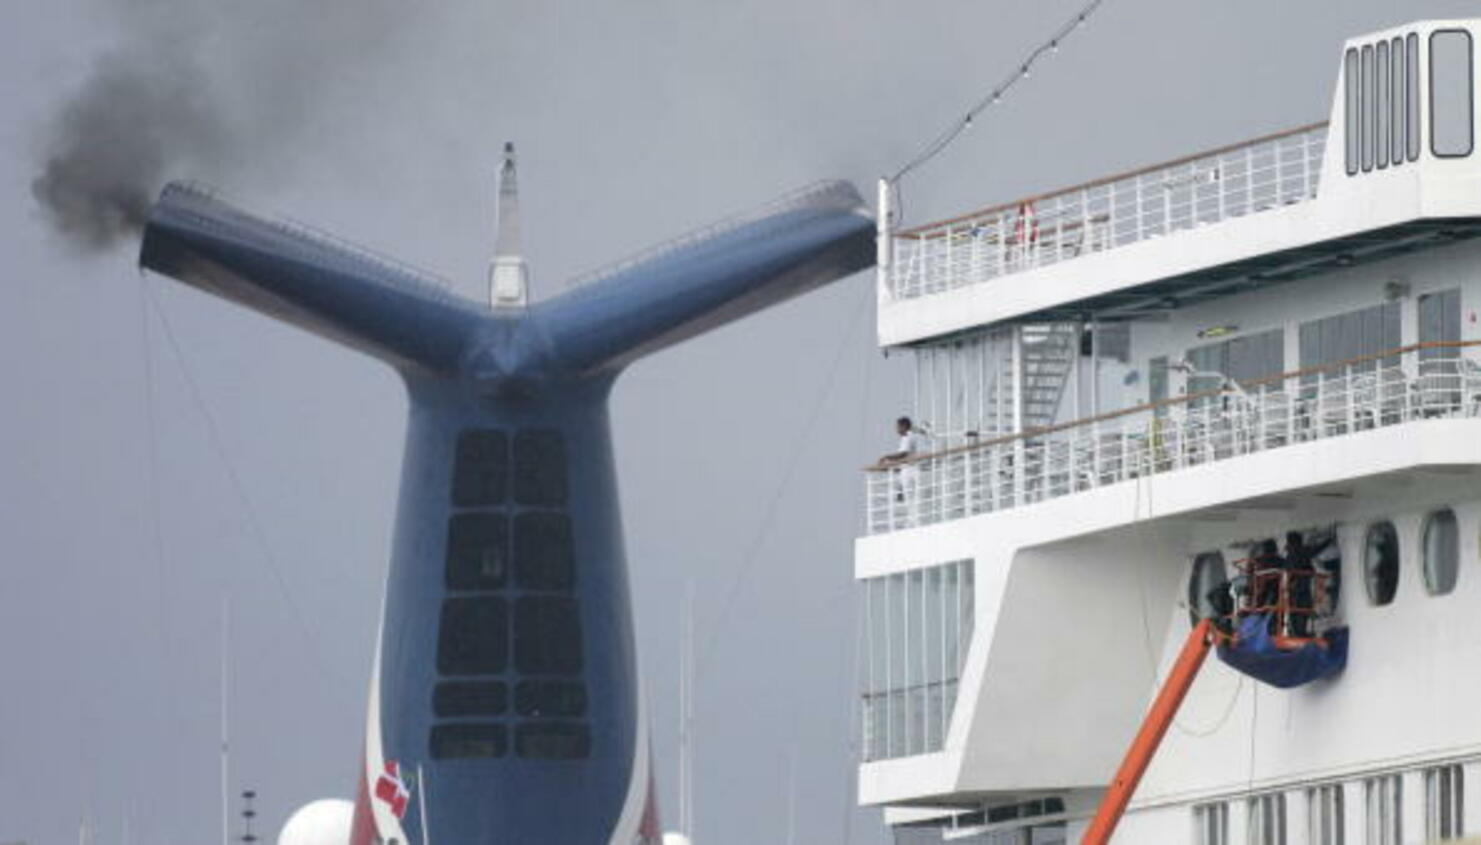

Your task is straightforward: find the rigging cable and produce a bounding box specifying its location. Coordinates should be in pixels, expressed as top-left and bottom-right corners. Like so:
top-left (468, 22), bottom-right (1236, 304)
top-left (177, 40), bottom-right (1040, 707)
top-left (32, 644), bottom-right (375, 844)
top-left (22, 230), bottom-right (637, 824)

top-left (888, 0), bottom-right (1112, 187)
top-left (1129, 428), bottom-right (1245, 739)
top-left (144, 285), bottom-right (348, 691)
top-left (136, 273), bottom-right (188, 845)
top-left (698, 277), bottom-right (875, 673)
top-left (137, 275), bottom-right (171, 659)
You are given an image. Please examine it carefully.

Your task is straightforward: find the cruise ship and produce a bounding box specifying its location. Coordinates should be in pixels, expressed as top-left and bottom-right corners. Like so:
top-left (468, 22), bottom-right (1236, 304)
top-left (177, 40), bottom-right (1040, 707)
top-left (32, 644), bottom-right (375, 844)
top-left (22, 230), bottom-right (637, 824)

top-left (859, 19), bottom-right (1481, 845)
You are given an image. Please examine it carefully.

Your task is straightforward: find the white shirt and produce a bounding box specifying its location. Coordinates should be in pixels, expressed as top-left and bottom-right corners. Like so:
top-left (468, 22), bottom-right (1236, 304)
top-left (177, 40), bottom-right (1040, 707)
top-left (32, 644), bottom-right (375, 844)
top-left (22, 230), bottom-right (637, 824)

top-left (898, 431), bottom-right (924, 457)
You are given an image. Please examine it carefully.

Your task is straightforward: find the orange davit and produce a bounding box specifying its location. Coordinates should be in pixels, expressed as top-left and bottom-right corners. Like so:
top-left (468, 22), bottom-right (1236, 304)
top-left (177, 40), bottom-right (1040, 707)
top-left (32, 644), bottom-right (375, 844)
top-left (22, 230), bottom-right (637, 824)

top-left (1082, 619), bottom-right (1214, 845)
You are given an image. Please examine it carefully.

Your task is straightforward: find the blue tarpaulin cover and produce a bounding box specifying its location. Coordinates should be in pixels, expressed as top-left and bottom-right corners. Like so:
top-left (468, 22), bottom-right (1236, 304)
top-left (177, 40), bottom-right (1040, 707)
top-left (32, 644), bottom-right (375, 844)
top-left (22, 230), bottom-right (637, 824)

top-left (1216, 614), bottom-right (1349, 689)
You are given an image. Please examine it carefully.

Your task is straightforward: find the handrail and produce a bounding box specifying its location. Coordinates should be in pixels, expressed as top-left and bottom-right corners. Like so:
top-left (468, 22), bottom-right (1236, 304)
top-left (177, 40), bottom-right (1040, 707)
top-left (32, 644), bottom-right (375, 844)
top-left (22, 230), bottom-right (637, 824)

top-left (164, 180), bottom-right (466, 306)
top-left (563, 180), bottom-right (862, 289)
top-left (865, 339), bottom-right (1481, 472)
top-left (897, 121), bottom-right (1330, 239)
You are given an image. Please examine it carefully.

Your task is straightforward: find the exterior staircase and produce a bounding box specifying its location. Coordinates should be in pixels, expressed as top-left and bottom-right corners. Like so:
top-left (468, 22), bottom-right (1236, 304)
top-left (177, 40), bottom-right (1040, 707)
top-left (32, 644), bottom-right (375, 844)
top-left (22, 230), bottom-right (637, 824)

top-left (978, 322), bottom-right (1079, 437)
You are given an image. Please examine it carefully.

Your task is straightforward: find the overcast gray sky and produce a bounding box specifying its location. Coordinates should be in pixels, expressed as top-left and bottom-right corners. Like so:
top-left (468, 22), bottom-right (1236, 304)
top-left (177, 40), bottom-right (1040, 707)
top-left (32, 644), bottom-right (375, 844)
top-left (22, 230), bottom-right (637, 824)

top-left (2, 0), bottom-right (1476, 842)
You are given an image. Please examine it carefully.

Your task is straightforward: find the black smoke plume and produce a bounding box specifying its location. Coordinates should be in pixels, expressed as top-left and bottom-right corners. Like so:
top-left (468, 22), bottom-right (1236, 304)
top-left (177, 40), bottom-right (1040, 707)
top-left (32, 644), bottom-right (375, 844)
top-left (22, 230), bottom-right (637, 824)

top-left (32, 49), bottom-right (227, 251)
top-left (31, 1), bottom-right (414, 253)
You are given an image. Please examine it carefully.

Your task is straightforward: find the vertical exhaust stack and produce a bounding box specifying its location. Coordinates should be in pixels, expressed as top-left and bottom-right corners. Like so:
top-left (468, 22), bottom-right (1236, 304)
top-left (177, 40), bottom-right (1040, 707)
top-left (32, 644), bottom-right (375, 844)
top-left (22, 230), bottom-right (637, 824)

top-left (490, 142), bottom-right (530, 308)
top-left (137, 174), bottom-right (874, 843)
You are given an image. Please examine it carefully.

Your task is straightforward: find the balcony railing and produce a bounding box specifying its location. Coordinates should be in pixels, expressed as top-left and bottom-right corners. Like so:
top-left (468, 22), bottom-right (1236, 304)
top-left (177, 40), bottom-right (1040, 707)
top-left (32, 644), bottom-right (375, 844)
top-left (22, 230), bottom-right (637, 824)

top-left (166, 181), bottom-right (467, 307)
top-left (865, 342), bottom-right (1481, 535)
top-left (564, 180), bottom-right (862, 289)
top-left (884, 123), bottom-right (1328, 301)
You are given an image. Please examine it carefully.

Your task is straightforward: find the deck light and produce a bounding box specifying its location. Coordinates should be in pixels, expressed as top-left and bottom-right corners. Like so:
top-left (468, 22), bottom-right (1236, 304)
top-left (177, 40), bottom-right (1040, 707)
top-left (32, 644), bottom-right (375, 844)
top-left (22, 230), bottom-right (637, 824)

top-left (1196, 324), bottom-right (1239, 339)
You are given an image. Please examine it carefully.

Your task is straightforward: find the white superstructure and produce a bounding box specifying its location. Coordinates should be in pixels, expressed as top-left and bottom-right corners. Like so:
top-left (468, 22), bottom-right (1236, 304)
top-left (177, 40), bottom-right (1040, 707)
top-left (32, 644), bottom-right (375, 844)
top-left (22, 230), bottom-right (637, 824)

top-left (859, 20), bottom-right (1481, 844)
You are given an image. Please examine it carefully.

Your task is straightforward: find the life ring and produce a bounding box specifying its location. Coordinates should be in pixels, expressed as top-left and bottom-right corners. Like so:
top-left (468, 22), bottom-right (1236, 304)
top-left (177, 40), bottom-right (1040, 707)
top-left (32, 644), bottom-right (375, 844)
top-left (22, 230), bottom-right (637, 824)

top-left (1012, 202), bottom-right (1039, 245)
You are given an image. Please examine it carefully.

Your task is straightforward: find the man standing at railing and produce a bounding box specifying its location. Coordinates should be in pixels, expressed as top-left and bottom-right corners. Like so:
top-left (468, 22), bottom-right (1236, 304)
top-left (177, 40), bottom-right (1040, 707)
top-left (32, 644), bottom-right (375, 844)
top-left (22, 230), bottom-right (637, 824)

top-left (880, 416), bottom-right (926, 525)
top-left (881, 416), bottom-right (925, 465)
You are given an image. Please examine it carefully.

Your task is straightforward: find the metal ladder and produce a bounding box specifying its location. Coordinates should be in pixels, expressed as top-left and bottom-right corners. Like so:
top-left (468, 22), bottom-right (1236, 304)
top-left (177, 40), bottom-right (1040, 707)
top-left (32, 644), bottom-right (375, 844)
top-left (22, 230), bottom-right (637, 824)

top-left (981, 322), bottom-right (1079, 436)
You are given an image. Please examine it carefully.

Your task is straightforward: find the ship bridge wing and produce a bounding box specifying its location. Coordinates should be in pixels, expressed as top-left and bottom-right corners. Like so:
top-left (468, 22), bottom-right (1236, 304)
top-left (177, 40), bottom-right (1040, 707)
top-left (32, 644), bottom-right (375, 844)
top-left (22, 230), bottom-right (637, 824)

top-left (140, 181), bottom-right (490, 374)
top-left (537, 181), bottom-right (874, 375)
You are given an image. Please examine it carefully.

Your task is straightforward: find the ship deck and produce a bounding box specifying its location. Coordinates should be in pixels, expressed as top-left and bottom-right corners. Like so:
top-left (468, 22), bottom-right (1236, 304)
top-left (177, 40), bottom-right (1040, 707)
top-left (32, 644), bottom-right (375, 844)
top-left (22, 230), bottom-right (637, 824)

top-left (878, 121), bottom-right (1481, 346)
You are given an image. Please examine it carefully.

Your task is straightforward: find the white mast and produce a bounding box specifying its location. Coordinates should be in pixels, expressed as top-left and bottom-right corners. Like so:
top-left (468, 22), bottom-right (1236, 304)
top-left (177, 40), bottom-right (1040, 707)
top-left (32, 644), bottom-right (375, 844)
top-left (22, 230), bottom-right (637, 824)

top-left (784, 750), bottom-right (797, 845)
top-left (220, 597), bottom-right (230, 845)
top-left (678, 581), bottom-right (695, 837)
top-left (489, 142), bottom-right (530, 308)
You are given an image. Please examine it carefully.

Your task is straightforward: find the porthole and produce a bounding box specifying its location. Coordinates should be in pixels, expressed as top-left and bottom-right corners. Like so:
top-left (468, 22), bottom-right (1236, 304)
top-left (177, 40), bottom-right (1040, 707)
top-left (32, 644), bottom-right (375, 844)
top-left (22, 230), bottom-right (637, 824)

top-left (1364, 521), bottom-right (1400, 606)
top-left (1187, 551), bottom-right (1229, 625)
top-left (1422, 508), bottom-right (1459, 595)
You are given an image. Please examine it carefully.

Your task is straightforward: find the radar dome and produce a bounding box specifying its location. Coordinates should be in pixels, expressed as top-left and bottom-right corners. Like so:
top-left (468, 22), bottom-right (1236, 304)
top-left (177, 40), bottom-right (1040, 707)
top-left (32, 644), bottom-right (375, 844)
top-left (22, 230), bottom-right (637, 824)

top-left (278, 799), bottom-right (354, 845)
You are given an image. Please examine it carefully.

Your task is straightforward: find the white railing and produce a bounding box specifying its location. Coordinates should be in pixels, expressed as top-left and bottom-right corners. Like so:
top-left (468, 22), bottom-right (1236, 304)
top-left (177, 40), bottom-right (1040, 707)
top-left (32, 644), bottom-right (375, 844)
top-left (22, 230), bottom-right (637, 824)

top-left (886, 123), bottom-right (1329, 301)
top-left (564, 180), bottom-right (862, 289)
top-left (165, 181), bottom-right (468, 306)
top-left (865, 344), bottom-right (1481, 535)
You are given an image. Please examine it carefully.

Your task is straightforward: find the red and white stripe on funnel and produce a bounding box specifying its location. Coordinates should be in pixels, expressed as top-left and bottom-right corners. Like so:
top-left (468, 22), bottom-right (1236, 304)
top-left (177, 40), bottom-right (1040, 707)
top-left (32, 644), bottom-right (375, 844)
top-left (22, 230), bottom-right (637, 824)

top-left (363, 625), bottom-right (413, 843)
top-left (352, 610), bottom-right (657, 843)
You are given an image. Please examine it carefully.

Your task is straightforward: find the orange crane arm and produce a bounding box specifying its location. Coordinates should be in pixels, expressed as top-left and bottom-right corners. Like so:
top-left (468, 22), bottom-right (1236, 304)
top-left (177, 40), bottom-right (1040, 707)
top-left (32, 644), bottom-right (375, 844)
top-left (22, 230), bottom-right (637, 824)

top-left (1082, 618), bottom-right (1215, 845)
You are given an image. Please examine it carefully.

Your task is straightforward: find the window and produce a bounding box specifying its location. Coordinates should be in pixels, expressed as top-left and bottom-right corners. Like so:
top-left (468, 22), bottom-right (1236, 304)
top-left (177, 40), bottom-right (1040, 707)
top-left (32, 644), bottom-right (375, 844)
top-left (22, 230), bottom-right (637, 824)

top-left (1188, 551), bottom-right (1229, 626)
top-left (1408, 33), bottom-right (1422, 161)
top-left (1418, 288), bottom-right (1462, 355)
top-left (515, 680), bottom-right (587, 718)
top-left (1362, 45), bottom-right (1376, 172)
top-left (437, 596), bottom-right (509, 675)
top-left (860, 560), bottom-right (975, 761)
top-left (1423, 508), bottom-right (1460, 595)
top-left (430, 723), bottom-right (507, 759)
top-left (1377, 40), bottom-right (1391, 168)
top-left (1248, 792), bottom-right (1288, 845)
top-left (1298, 303), bottom-right (1401, 373)
top-left (1365, 775), bottom-right (1403, 844)
top-left (1364, 522), bottom-right (1401, 606)
top-left (513, 429), bottom-right (568, 506)
top-left (1392, 37), bottom-right (1406, 166)
top-left (513, 595), bottom-right (584, 675)
top-left (433, 681), bottom-right (508, 717)
top-left (1308, 784), bottom-right (1345, 845)
top-left (515, 722), bottom-right (591, 760)
top-left (1185, 328), bottom-right (1285, 399)
top-left (1193, 802), bottom-right (1229, 845)
top-left (445, 513), bottom-right (509, 591)
top-left (1431, 30), bottom-right (1475, 157)
top-left (514, 512), bottom-right (575, 591)
top-left (1419, 289), bottom-right (1463, 408)
top-left (1298, 302), bottom-right (1402, 405)
top-left (1426, 764), bottom-right (1465, 840)
top-left (1346, 48), bottom-right (1361, 175)
top-left (452, 430), bottom-right (507, 507)
top-left (1150, 355), bottom-right (1170, 416)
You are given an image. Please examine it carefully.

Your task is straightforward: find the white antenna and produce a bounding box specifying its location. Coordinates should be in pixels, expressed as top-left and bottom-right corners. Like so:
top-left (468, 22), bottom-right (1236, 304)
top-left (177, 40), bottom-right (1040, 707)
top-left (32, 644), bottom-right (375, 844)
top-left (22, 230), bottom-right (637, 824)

top-left (220, 596), bottom-right (230, 845)
top-left (489, 142), bottom-right (530, 308)
top-left (678, 581), bottom-right (695, 837)
top-left (418, 764), bottom-right (433, 845)
top-left (784, 750), bottom-right (797, 845)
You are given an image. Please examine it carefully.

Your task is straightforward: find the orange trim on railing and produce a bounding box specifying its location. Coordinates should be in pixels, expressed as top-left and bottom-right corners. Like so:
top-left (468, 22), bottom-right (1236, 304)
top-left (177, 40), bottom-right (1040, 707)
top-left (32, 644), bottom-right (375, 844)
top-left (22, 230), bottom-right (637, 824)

top-left (864, 340), bottom-right (1481, 472)
top-left (897, 121), bottom-right (1331, 239)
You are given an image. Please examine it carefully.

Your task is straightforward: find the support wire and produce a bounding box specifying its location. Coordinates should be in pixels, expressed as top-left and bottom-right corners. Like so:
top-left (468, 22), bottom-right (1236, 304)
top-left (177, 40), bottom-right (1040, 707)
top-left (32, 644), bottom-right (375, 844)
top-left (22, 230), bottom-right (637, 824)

top-left (889, 0), bottom-right (1112, 186)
